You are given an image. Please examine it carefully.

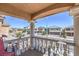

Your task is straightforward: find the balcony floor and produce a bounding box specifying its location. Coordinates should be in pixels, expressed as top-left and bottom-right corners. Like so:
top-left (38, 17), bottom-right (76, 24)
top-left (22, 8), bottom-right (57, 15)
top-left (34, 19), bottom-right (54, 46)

top-left (20, 49), bottom-right (43, 56)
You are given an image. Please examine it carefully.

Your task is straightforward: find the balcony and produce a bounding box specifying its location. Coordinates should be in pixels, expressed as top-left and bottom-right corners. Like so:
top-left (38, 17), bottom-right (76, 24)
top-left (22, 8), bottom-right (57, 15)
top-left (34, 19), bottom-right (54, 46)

top-left (4, 36), bottom-right (74, 56)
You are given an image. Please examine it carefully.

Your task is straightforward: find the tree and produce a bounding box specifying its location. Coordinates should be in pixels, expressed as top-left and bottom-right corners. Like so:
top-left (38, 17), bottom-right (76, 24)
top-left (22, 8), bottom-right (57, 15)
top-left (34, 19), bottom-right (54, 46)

top-left (16, 32), bottom-right (22, 39)
top-left (16, 28), bottom-right (27, 38)
top-left (44, 28), bottom-right (49, 35)
top-left (22, 27), bottom-right (27, 33)
top-left (9, 30), bottom-right (13, 33)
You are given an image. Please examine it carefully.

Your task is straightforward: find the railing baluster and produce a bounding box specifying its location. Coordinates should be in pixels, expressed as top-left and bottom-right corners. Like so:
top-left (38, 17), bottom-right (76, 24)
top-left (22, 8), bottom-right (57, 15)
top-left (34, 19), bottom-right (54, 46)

top-left (19, 40), bottom-right (22, 54)
top-left (42, 40), bottom-right (44, 53)
top-left (43, 40), bottom-right (46, 54)
top-left (39, 39), bottom-right (41, 51)
top-left (45, 40), bottom-right (48, 54)
top-left (66, 44), bottom-right (69, 56)
top-left (22, 40), bottom-right (25, 52)
top-left (41, 40), bottom-right (43, 53)
top-left (37, 39), bottom-right (39, 50)
top-left (26, 39), bottom-right (28, 50)
top-left (67, 44), bottom-right (70, 56)
top-left (53, 41), bottom-right (57, 56)
top-left (63, 43), bottom-right (67, 56)
top-left (50, 41), bottom-right (53, 48)
top-left (52, 41), bottom-right (54, 56)
top-left (35, 38), bottom-right (37, 50)
top-left (24, 40), bottom-right (26, 51)
top-left (52, 41), bottom-right (55, 52)
top-left (32, 37), bottom-right (35, 49)
top-left (50, 41), bottom-right (53, 56)
top-left (45, 40), bottom-right (47, 49)
top-left (58, 42), bottom-right (61, 55)
top-left (32, 38), bottom-right (34, 49)
top-left (22, 40), bottom-right (24, 48)
top-left (33, 38), bottom-right (35, 49)
top-left (38, 39), bottom-right (40, 51)
top-left (55, 41), bottom-right (59, 55)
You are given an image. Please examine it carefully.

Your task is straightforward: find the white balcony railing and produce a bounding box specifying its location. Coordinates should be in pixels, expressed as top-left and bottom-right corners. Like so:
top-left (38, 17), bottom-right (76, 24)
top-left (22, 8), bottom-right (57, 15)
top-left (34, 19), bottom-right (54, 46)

top-left (4, 36), bottom-right (75, 56)
top-left (4, 37), bottom-right (30, 55)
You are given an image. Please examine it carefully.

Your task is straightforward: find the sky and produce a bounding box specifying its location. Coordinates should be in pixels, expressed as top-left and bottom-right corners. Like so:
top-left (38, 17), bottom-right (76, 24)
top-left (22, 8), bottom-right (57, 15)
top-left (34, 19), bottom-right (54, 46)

top-left (4, 11), bottom-right (73, 29)
top-left (35, 11), bottom-right (73, 28)
top-left (5, 16), bottom-right (30, 29)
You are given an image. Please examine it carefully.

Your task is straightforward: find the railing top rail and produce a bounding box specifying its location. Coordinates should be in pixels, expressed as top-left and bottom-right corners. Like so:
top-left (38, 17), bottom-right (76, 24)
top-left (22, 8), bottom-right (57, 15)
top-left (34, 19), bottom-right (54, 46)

top-left (4, 36), bottom-right (75, 46)
top-left (33, 36), bottom-right (75, 46)
top-left (4, 37), bottom-right (30, 42)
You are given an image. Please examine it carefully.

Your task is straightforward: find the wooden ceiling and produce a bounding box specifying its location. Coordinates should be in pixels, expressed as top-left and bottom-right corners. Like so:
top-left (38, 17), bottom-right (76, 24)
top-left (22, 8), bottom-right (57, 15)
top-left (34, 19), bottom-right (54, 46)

top-left (0, 3), bottom-right (75, 22)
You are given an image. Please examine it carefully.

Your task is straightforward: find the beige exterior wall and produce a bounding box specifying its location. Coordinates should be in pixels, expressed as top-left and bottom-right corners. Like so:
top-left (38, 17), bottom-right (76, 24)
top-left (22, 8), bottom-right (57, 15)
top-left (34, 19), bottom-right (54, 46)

top-left (0, 26), bottom-right (10, 36)
top-left (0, 15), bottom-right (10, 37)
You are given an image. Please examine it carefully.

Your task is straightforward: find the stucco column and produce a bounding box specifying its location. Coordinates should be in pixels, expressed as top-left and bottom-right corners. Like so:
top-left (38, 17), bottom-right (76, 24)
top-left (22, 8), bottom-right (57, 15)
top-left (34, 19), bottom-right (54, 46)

top-left (70, 5), bottom-right (79, 56)
top-left (30, 21), bottom-right (35, 49)
top-left (0, 15), bottom-right (5, 37)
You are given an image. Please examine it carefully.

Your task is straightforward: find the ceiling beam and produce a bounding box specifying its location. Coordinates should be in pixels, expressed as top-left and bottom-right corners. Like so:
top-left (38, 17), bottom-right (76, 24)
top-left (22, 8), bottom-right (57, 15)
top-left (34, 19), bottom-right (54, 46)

top-left (32, 3), bottom-right (75, 20)
top-left (0, 3), bottom-right (31, 21)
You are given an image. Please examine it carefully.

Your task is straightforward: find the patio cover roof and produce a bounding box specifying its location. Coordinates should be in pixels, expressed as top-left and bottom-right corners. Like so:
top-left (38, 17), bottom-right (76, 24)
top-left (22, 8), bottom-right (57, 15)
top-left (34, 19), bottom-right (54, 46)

top-left (0, 3), bottom-right (75, 22)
